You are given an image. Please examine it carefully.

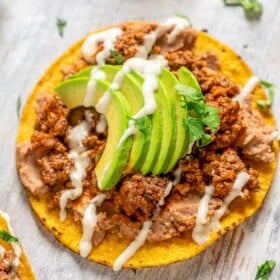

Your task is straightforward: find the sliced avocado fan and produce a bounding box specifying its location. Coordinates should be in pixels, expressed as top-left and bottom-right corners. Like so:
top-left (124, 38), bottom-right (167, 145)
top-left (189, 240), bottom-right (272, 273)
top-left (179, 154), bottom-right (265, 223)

top-left (55, 65), bottom-right (213, 190)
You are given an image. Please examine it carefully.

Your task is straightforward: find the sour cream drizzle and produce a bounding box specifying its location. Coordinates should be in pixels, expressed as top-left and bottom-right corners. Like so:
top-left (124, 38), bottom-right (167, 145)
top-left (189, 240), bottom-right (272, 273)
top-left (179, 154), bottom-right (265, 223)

top-left (113, 167), bottom-right (182, 271)
top-left (192, 172), bottom-right (250, 245)
top-left (234, 76), bottom-right (259, 104)
top-left (79, 193), bottom-right (107, 257)
top-left (0, 210), bottom-right (22, 268)
top-left (59, 112), bottom-right (91, 222)
top-left (78, 17), bottom-right (191, 262)
top-left (269, 130), bottom-right (280, 142)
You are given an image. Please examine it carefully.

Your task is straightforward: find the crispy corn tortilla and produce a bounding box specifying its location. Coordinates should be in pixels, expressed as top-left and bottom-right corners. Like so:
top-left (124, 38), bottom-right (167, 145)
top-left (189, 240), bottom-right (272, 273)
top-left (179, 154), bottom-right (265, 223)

top-left (0, 214), bottom-right (34, 279)
top-left (16, 22), bottom-right (278, 268)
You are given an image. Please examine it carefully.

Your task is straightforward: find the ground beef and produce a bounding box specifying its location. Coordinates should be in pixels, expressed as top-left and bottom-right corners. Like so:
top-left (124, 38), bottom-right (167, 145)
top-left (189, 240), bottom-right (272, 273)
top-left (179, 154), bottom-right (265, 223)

top-left (116, 173), bottom-right (168, 222)
top-left (200, 148), bottom-right (259, 198)
top-left (172, 156), bottom-right (205, 197)
top-left (112, 22), bottom-right (157, 61)
top-left (165, 50), bottom-right (193, 72)
top-left (61, 57), bottom-right (89, 80)
top-left (206, 91), bottom-right (243, 149)
top-left (34, 93), bottom-right (69, 136)
top-left (37, 153), bottom-right (73, 186)
top-left (31, 131), bottom-right (67, 158)
top-left (0, 250), bottom-right (19, 280)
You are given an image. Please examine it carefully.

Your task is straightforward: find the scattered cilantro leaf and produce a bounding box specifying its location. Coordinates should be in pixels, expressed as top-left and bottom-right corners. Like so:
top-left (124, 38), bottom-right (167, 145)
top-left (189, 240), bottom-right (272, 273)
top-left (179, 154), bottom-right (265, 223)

top-left (110, 49), bottom-right (124, 65)
top-left (255, 260), bottom-right (276, 280)
top-left (224, 0), bottom-right (263, 19)
top-left (144, 193), bottom-right (153, 200)
top-left (257, 80), bottom-right (274, 113)
top-left (16, 96), bottom-right (21, 118)
top-left (57, 18), bottom-right (67, 37)
top-left (175, 13), bottom-right (192, 25)
top-left (0, 230), bottom-right (19, 243)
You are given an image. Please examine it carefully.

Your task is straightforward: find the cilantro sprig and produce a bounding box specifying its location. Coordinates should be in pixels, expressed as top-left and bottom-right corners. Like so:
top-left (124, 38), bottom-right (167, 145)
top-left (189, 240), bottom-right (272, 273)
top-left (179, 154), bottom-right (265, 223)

top-left (257, 80), bottom-right (274, 113)
top-left (110, 49), bottom-right (124, 65)
top-left (255, 260), bottom-right (276, 280)
top-left (0, 230), bottom-right (19, 243)
top-left (175, 84), bottom-right (220, 148)
top-left (224, 0), bottom-right (263, 19)
top-left (57, 18), bottom-right (67, 38)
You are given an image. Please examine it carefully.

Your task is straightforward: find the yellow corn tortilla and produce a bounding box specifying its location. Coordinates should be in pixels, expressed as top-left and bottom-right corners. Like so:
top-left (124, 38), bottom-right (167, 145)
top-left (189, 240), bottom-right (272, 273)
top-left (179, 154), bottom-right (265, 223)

top-left (0, 213), bottom-right (34, 279)
top-left (16, 22), bottom-right (278, 268)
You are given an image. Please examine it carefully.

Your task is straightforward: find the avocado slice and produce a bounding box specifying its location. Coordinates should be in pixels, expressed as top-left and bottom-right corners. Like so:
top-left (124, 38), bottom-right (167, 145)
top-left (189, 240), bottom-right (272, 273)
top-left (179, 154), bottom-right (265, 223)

top-left (55, 78), bottom-right (132, 190)
top-left (177, 66), bottom-right (201, 156)
top-left (151, 78), bottom-right (176, 174)
top-left (128, 72), bottom-right (163, 175)
top-left (178, 66), bottom-right (201, 90)
top-left (96, 90), bottom-right (132, 189)
top-left (67, 65), bottom-right (153, 170)
top-left (71, 65), bottom-right (121, 82)
top-left (160, 68), bottom-right (189, 173)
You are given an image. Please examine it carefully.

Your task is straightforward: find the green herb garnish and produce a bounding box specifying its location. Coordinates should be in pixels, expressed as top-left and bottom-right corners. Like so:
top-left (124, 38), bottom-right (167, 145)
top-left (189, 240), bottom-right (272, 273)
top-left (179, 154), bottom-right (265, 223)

top-left (224, 0), bottom-right (263, 19)
top-left (176, 84), bottom-right (220, 147)
top-left (57, 18), bottom-right (67, 37)
top-left (0, 230), bottom-right (19, 243)
top-left (128, 116), bottom-right (150, 136)
top-left (257, 80), bottom-right (274, 113)
top-left (144, 193), bottom-right (153, 200)
top-left (110, 49), bottom-right (124, 65)
top-left (255, 260), bottom-right (276, 280)
top-left (17, 96), bottom-right (21, 118)
top-left (175, 13), bottom-right (192, 25)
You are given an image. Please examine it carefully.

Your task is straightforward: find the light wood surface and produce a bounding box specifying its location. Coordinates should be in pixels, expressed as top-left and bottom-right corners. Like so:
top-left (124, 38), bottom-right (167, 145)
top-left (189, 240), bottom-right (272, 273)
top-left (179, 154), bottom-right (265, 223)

top-left (0, 0), bottom-right (279, 279)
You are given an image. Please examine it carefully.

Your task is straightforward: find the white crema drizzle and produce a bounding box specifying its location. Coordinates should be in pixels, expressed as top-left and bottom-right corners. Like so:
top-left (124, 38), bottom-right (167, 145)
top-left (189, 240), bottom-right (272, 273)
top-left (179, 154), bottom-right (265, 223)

top-left (59, 112), bottom-right (92, 222)
top-left (79, 193), bottom-right (107, 257)
top-left (113, 167), bottom-right (182, 271)
top-left (192, 172), bottom-right (250, 245)
top-left (78, 17), bottom-right (191, 262)
top-left (269, 130), bottom-right (280, 142)
top-left (0, 210), bottom-right (22, 269)
top-left (234, 76), bottom-right (259, 104)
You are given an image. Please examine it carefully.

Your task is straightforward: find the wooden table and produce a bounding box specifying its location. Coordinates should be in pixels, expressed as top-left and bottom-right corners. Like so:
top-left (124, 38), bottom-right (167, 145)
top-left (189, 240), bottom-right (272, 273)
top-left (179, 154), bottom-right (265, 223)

top-left (0, 0), bottom-right (279, 279)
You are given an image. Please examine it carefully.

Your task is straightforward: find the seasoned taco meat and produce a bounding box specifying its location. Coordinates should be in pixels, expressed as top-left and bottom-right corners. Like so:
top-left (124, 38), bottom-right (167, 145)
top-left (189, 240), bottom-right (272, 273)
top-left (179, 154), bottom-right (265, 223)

top-left (0, 250), bottom-right (20, 280)
top-left (16, 21), bottom-right (276, 247)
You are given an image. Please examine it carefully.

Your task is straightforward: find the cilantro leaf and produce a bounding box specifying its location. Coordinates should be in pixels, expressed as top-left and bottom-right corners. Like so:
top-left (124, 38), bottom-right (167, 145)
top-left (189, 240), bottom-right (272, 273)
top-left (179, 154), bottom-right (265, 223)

top-left (199, 134), bottom-right (213, 147)
top-left (202, 106), bottom-right (220, 133)
top-left (176, 69), bottom-right (221, 150)
top-left (175, 84), bottom-right (204, 101)
top-left (257, 80), bottom-right (274, 113)
top-left (57, 18), bottom-right (67, 38)
top-left (224, 0), bottom-right (263, 19)
top-left (17, 95), bottom-right (21, 118)
top-left (175, 13), bottom-right (192, 25)
top-left (110, 49), bottom-right (124, 65)
top-left (0, 230), bottom-right (19, 243)
top-left (128, 116), bottom-right (150, 137)
top-left (144, 193), bottom-right (153, 200)
top-left (255, 260), bottom-right (276, 280)
top-left (183, 117), bottom-right (205, 144)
